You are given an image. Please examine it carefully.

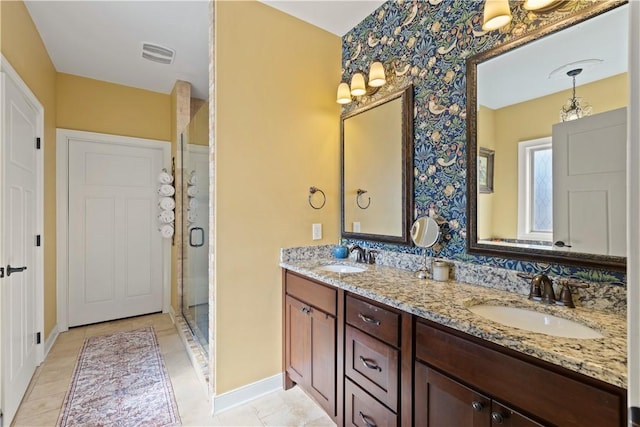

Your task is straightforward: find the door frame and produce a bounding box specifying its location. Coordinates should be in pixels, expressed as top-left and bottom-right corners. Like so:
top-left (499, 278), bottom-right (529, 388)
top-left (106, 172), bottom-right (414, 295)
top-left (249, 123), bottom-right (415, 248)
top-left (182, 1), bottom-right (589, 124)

top-left (0, 54), bottom-right (45, 417)
top-left (56, 129), bottom-right (172, 332)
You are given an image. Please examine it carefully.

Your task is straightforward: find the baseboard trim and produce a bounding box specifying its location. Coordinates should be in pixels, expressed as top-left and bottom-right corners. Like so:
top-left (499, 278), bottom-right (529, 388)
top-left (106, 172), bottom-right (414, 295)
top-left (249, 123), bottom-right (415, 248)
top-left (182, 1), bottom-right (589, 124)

top-left (44, 325), bottom-right (59, 358)
top-left (213, 373), bottom-right (283, 415)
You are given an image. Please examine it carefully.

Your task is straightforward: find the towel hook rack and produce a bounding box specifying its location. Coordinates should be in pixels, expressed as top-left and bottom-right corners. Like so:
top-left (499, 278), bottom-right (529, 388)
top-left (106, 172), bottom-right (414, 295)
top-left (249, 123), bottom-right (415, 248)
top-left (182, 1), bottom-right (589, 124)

top-left (356, 189), bottom-right (370, 209)
top-left (308, 187), bottom-right (326, 210)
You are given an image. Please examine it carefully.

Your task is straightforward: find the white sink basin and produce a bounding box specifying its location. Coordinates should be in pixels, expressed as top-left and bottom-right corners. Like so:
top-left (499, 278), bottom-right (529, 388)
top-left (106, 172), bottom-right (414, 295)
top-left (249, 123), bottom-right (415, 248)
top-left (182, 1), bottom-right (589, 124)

top-left (320, 264), bottom-right (367, 273)
top-left (468, 305), bottom-right (604, 339)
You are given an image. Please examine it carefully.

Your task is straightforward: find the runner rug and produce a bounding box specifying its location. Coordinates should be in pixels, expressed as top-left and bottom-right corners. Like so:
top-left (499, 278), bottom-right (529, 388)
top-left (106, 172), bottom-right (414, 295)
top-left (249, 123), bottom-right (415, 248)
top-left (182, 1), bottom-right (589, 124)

top-left (57, 327), bottom-right (181, 426)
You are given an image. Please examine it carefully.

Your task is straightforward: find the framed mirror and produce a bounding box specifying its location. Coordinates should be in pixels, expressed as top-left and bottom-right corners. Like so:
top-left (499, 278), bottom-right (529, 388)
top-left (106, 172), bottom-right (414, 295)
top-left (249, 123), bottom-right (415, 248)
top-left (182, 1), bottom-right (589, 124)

top-left (466, 1), bottom-right (628, 271)
top-left (341, 85), bottom-right (413, 244)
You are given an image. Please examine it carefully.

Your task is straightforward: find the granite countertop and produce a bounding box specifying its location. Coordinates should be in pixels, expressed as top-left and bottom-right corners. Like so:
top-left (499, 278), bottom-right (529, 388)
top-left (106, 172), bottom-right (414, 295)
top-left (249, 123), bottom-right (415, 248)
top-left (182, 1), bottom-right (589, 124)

top-left (280, 258), bottom-right (627, 389)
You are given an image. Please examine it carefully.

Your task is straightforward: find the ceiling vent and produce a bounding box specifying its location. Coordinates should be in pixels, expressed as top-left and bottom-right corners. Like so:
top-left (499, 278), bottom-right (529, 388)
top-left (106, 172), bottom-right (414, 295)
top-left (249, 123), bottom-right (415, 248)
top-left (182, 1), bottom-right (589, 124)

top-left (141, 43), bottom-right (175, 65)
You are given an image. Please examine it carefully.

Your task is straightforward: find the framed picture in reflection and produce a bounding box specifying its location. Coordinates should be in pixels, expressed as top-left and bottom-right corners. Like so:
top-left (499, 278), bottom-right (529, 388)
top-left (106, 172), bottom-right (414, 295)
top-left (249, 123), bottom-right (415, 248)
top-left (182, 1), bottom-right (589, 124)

top-left (478, 147), bottom-right (494, 194)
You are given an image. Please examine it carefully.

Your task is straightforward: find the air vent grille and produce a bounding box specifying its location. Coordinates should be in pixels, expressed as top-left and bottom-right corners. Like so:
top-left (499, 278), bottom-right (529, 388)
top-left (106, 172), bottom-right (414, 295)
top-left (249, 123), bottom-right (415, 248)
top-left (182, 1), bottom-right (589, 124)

top-left (142, 43), bottom-right (175, 65)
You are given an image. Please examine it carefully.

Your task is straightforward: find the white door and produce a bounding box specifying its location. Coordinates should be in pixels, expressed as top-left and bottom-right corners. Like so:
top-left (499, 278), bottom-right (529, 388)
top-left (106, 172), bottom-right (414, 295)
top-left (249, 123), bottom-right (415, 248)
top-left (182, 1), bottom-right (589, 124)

top-left (1, 71), bottom-right (43, 425)
top-left (67, 137), bottom-right (164, 326)
top-left (552, 107), bottom-right (627, 256)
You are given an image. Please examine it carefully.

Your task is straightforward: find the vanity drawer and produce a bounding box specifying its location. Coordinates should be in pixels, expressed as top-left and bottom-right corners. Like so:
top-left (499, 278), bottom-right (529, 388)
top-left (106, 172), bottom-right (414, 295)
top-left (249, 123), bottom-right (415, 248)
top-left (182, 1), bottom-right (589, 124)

top-left (346, 295), bottom-right (399, 346)
top-left (345, 378), bottom-right (397, 427)
top-left (415, 320), bottom-right (624, 427)
top-left (345, 325), bottom-right (399, 412)
top-left (285, 271), bottom-right (336, 316)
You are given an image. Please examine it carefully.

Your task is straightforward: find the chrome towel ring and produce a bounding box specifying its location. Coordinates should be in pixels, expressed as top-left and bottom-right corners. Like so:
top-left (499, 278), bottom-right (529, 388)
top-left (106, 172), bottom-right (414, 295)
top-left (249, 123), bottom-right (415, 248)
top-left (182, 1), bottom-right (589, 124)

top-left (308, 186), bottom-right (326, 210)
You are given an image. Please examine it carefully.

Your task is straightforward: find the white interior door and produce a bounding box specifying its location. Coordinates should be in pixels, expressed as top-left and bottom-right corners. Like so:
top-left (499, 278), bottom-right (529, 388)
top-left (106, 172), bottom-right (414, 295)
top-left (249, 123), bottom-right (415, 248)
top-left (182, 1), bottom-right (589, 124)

top-left (1, 70), bottom-right (43, 426)
top-left (552, 107), bottom-right (627, 256)
top-left (67, 137), bottom-right (164, 327)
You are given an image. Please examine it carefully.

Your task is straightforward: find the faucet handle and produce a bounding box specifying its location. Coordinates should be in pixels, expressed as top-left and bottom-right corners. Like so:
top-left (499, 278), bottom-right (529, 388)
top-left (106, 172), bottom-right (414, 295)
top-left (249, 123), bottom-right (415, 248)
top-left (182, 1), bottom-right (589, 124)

top-left (555, 279), bottom-right (589, 308)
top-left (365, 250), bottom-right (377, 264)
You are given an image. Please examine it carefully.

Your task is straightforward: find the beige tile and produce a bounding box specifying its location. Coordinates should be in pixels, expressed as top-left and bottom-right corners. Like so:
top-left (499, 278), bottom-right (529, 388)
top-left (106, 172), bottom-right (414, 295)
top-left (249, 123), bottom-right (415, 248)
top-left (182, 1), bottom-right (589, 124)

top-left (216, 405), bottom-right (264, 427)
top-left (32, 363), bottom-right (75, 386)
top-left (305, 415), bottom-right (337, 427)
top-left (27, 377), bottom-right (72, 401)
top-left (16, 390), bottom-right (66, 417)
top-left (250, 390), bottom-right (288, 419)
top-left (12, 407), bottom-right (61, 427)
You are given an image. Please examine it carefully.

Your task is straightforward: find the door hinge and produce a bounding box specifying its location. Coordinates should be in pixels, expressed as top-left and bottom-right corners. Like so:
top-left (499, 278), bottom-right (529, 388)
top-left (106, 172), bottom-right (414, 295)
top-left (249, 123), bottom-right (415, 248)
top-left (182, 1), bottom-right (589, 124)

top-left (36, 235), bottom-right (41, 247)
top-left (36, 332), bottom-right (41, 345)
top-left (36, 137), bottom-right (41, 150)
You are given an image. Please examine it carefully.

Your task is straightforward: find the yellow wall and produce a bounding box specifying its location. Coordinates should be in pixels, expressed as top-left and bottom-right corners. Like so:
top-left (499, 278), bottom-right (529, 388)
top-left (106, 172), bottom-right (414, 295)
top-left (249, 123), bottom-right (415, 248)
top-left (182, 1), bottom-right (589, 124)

top-left (477, 73), bottom-right (628, 239)
top-left (476, 105), bottom-right (496, 240)
top-left (188, 102), bottom-right (209, 147)
top-left (215, 0), bottom-right (341, 393)
top-left (1, 0), bottom-right (58, 338)
top-left (57, 73), bottom-right (171, 141)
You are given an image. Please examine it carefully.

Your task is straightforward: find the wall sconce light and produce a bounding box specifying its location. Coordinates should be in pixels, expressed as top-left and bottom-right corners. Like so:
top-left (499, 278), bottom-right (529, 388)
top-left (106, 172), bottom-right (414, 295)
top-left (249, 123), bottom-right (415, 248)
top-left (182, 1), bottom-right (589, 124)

top-left (482, 0), bottom-right (563, 31)
top-left (337, 61), bottom-right (387, 104)
top-left (482, 0), bottom-right (512, 31)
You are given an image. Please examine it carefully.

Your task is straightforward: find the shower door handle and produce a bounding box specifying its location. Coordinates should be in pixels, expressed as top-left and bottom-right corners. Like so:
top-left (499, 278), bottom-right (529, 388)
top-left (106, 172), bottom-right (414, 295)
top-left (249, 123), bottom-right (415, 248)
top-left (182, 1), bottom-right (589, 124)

top-left (189, 227), bottom-right (205, 247)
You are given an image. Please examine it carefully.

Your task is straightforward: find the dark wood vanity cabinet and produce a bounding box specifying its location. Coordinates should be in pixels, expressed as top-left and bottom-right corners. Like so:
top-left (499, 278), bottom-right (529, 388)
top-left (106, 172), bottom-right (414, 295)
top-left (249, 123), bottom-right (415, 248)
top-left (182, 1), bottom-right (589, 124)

top-left (415, 319), bottom-right (627, 427)
top-left (344, 294), bottom-right (413, 427)
top-left (415, 362), bottom-right (543, 427)
top-left (282, 269), bottom-right (626, 427)
top-left (283, 271), bottom-right (340, 421)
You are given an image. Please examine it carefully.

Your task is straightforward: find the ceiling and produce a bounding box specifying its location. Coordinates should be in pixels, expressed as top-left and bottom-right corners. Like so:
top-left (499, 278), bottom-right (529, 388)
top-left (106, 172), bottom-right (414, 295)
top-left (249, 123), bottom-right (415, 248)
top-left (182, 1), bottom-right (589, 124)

top-left (24, 1), bottom-right (383, 101)
top-left (478, 4), bottom-right (628, 109)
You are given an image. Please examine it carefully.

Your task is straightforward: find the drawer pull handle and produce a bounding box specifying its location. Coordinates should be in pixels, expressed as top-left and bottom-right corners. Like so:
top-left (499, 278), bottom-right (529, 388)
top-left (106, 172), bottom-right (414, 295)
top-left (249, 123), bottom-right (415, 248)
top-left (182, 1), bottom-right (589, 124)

top-left (359, 411), bottom-right (377, 427)
top-left (358, 313), bottom-right (381, 325)
top-left (359, 356), bottom-right (382, 372)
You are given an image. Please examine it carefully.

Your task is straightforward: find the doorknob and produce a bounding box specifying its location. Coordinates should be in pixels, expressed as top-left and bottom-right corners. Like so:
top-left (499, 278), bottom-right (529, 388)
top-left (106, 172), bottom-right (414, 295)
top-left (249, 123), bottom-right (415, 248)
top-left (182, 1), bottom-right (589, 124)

top-left (6, 265), bottom-right (27, 276)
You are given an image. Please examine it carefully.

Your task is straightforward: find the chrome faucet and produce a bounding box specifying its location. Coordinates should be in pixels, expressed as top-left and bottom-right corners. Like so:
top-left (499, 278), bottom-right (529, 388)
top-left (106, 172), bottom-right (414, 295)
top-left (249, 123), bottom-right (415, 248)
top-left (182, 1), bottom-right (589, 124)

top-left (349, 245), bottom-right (366, 263)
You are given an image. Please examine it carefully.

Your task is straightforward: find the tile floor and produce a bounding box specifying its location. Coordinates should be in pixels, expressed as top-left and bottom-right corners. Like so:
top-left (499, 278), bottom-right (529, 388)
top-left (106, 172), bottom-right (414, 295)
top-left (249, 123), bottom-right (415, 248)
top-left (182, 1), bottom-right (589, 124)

top-left (11, 313), bottom-right (335, 427)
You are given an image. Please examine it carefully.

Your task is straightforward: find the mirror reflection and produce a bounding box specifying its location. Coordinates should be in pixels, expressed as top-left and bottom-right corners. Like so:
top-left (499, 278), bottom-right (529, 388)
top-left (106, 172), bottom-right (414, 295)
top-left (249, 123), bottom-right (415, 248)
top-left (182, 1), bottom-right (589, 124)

top-left (469, 2), bottom-right (628, 268)
top-left (341, 85), bottom-right (413, 244)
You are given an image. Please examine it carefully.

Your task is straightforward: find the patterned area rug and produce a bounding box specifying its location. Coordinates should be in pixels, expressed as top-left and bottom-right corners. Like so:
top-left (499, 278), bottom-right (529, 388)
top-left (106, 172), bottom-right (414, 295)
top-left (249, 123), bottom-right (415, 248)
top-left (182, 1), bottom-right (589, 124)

top-left (57, 327), bottom-right (181, 426)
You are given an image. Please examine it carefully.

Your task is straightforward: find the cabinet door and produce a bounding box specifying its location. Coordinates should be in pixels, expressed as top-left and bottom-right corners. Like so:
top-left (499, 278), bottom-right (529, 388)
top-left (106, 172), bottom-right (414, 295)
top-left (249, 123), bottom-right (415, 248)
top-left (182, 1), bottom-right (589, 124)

top-left (285, 295), bottom-right (310, 385)
top-left (415, 362), bottom-right (491, 427)
top-left (490, 402), bottom-right (545, 427)
top-left (308, 306), bottom-right (336, 416)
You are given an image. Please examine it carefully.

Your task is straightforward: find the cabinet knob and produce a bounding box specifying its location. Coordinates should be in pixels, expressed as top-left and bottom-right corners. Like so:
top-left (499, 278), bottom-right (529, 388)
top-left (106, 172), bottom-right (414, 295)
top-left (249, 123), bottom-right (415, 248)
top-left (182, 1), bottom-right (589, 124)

top-left (472, 401), bottom-right (484, 412)
top-left (299, 306), bottom-right (310, 315)
top-left (491, 412), bottom-right (505, 424)
top-left (359, 411), bottom-right (377, 427)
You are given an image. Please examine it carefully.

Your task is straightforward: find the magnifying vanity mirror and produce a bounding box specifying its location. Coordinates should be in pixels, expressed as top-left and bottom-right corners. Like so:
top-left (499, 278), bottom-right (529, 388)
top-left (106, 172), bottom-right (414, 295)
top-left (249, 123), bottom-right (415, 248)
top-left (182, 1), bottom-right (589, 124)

top-left (466, 1), bottom-right (628, 271)
top-left (341, 85), bottom-right (414, 244)
top-left (411, 216), bottom-right (441, 279)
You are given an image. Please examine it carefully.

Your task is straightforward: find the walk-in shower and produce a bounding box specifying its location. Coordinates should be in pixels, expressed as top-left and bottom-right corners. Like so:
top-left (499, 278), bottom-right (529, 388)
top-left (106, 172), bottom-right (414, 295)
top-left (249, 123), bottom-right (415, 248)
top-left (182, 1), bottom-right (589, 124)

top-left (180, 102), bottom-right (209, 354)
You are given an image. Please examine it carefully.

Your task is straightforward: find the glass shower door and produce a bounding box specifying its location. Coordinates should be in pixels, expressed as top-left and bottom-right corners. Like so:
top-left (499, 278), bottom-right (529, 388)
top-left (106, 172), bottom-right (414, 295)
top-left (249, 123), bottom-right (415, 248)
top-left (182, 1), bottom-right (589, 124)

top-left (181, 103), bottom-right (209, 353)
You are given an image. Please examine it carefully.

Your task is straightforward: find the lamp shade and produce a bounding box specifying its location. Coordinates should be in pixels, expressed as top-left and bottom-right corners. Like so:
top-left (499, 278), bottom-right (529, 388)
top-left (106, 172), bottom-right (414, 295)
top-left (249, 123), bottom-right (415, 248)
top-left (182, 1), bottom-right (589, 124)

top-left (482, 0), bottom-right (512, 31)
top-left (523, 0), bottom-right (559, 11)
top-left (336, 83), bottom-right (352, 104)
top-left (350, 73), bottom-right (366, 96)
top-left (368, 62), bottom-right (386, 87)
